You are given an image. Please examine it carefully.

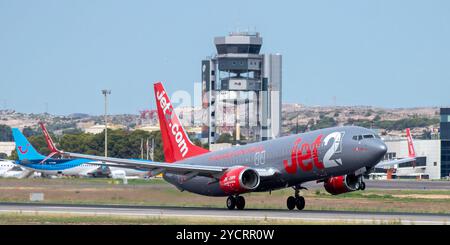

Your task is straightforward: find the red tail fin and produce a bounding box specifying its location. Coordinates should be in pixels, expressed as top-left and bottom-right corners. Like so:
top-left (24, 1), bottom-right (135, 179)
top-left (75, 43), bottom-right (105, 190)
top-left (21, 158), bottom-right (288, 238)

top-left (406, 128), bottom-right (416, 158)
top-left (39, 122), bottom-right (58, 153)
top-left (39, 122), bottom-right (61, 163)
top-left (154, 82), bottom-right (209, 162)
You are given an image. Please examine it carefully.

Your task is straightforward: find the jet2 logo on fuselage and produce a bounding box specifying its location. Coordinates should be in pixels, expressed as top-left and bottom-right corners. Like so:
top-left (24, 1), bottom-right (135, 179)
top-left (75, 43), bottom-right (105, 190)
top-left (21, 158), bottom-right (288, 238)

top-left (283, 132), bottom-right (344, 174)
top-left (322, 132), bottom-right (345, 168)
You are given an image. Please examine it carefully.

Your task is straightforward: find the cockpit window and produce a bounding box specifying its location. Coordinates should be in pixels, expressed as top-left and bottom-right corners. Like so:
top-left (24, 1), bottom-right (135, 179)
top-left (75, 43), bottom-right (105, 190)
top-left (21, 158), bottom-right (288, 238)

top-left (353, 134), bottom-right (378, 141)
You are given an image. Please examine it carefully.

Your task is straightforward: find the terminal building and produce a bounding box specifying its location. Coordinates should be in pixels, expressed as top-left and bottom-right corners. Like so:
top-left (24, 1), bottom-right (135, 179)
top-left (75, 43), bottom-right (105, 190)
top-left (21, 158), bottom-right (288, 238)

top-left (382, 139), bottom-right (441, 180)
top-left (375, 107), bottom-right (450, 180)
top-left (440, 108), bottom-right (450, 178)
top-left (201, 32), bottom-right (282, 145)
top-left (0, 142), bottom-right (15, 157)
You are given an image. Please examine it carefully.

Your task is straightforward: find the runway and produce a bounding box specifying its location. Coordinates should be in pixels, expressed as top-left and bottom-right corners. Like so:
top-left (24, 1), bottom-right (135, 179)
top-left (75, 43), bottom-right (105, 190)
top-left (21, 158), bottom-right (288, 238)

top-left (0, 202), bottom-right (449, 225)
top-left (303, 179), bottom-right (450, 190)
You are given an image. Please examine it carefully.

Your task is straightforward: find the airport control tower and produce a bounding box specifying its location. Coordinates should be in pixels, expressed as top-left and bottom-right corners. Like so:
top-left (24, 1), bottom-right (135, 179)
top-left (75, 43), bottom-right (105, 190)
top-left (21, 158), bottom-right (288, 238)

top-left (201, 32), bottom-right (282, 145)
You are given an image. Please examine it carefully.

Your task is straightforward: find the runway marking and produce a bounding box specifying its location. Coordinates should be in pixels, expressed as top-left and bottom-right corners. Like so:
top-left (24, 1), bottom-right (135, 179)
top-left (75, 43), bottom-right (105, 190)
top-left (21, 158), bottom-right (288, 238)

top-left (0, 205), bottom-right (448, 225)
top-left (0, 209), bottom-right (444, 224)
top-left (0, 210), bottom-right (446, 225)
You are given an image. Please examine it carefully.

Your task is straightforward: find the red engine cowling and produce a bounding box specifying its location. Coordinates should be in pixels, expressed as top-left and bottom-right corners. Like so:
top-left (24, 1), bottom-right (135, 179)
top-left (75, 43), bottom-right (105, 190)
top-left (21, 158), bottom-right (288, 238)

top-left (219, 166), bottom-right (260, 194)
top-left (324, 175), bottom-right (360, 195)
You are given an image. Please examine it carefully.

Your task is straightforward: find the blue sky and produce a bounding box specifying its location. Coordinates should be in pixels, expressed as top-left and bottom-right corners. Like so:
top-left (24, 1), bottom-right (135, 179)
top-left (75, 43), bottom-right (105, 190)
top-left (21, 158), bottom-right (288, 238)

top-left (0, 0), bottom-right (449, 115)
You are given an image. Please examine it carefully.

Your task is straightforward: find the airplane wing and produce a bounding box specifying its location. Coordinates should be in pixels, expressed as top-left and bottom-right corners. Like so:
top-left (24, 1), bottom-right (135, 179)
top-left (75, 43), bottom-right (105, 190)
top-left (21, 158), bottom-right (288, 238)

top-left (375, 157), bottom-right (416, 168)
top-left (60, 151), bottom-right (227, 177)
top-left (38, 122), bottom-right (229, 178)
top-left (60, 152), bottom-right (280, 179)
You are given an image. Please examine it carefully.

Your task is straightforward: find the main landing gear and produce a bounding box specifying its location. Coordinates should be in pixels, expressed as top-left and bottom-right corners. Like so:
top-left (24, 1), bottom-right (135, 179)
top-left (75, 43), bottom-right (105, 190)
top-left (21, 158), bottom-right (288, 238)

top-left (226, 195), bottom-right (245, 210)
top-left (286, 185), bottom-right (306, 210)
top-left (358, 178), bottom-right (366, 191)
top-left (353, 175), bottom-right (366, 191)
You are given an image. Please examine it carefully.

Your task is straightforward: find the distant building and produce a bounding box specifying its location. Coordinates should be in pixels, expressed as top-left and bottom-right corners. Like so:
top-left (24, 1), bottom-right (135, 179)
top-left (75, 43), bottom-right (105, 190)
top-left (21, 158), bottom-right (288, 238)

top-left (384, 139), bottom-right (440, 179)
top-left (83, 124), bottom-right (125, 134)
top-left (135, 125), bottom-right (160, 133)
top-left (201, 32), bottom-right (282, 145)
top-left (0, 142), bottom-right (15, 157)
top-left (184, 126), bottom-right (203, 140)
top-left (440, 108), bottom-right (450, 178)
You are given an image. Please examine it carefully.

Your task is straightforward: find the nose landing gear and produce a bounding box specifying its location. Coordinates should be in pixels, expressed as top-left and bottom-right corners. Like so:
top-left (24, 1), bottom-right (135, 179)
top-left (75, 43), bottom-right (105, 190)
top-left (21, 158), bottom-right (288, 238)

top-left (359, 179), bottom-right (366, 191)
top-left (356, 176), bottom-right (366, 191)
top-left (226, 195), bottom-right (246, 210)
top-left (286, 185), bottom-right (306, 210)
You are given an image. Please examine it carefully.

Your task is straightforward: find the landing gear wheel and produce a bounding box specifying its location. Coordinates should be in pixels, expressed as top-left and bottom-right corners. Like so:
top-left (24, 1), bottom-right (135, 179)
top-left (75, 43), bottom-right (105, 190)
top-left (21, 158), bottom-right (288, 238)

top-left (226, 196), bottom-right (236, 210)
top-left (287, 196), bottom-right (296, 210)
top-left (295, 196), bottom-right (305, 210)
top-left (360, 181), bottom-right (366, 191)
top-left (236, 196), bottom-right (245, 210)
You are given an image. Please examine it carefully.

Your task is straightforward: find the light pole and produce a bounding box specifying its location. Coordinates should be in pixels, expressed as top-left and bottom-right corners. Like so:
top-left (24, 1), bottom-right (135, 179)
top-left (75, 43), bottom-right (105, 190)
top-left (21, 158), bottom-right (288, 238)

top-left (102, 89), bottom-right (111, 157)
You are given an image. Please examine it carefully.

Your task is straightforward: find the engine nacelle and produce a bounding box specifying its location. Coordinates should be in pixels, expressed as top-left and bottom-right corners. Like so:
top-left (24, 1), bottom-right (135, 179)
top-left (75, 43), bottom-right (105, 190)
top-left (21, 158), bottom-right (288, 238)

top-left (219, 166), bottom-right (260, 194)
top-left (324, 174), bottom-right (360, 195)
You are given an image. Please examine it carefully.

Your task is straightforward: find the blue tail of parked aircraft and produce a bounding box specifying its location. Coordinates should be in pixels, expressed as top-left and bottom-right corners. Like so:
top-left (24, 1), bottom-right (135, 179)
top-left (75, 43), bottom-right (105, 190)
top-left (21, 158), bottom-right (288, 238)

top-left (12, 128), bottom-right (45, 161)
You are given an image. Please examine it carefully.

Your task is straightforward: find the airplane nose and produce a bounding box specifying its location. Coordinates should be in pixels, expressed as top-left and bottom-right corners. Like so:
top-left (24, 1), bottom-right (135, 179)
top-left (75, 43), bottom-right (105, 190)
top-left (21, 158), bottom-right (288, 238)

top-left (376, 142), bottom-right (388, 158)
top-left (366, 141), bottom-right (388, 167)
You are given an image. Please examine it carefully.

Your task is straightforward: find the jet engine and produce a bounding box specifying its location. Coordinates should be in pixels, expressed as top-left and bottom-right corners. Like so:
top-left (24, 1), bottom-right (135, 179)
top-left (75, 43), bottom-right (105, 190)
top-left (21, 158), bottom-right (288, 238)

top-left (219, 166), bottom-right (260, 194)
top-left (324, 174), bottom-right (361, 195)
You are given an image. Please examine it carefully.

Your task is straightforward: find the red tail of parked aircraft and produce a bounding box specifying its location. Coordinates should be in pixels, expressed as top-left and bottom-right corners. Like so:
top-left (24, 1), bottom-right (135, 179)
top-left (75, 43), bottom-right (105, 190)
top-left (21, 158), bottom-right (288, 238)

top-left (153, 82), bottom-right (209, 162)
top-left (405, 128), bottom-right (417, 168)
top-left (39, 122), bottom-right (58, 153)
top-left (406, 128), bottom-right (416, 158)
top-left (38, 122), bottom-right (60, 163)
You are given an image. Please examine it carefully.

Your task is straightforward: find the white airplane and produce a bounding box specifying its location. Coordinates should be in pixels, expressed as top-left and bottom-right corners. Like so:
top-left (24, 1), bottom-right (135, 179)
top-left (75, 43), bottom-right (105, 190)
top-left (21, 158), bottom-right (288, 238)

top-left (0, 159), bottom-right (34, 178)
top-left (11, 126), bottom-right (149, 180)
